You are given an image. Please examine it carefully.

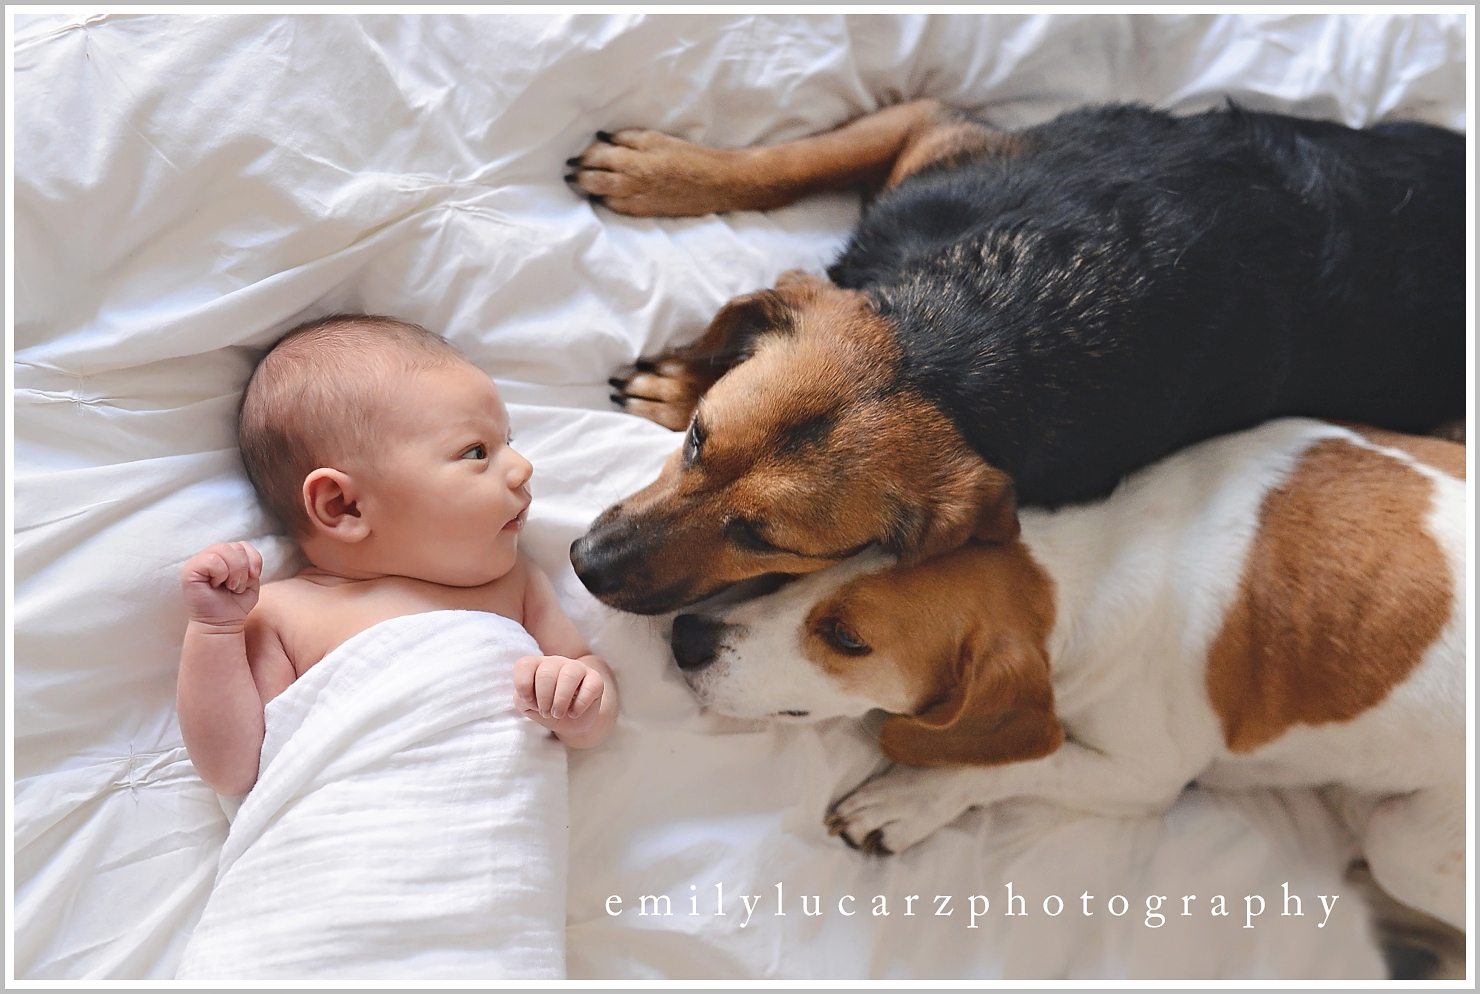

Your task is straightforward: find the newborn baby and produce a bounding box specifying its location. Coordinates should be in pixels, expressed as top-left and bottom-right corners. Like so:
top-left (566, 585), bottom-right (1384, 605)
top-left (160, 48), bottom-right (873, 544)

top-left (177, 314), bottom-right (618, 795)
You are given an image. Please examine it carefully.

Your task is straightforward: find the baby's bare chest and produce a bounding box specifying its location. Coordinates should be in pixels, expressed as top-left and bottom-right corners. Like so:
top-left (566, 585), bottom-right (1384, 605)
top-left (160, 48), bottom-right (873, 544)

top-left (269, 576), bottom-right (527, 676)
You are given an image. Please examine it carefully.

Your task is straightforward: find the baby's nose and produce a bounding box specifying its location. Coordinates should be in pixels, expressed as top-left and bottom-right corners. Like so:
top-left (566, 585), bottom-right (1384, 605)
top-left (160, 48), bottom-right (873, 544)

top-left (509, 452), bottom-right (534, 488)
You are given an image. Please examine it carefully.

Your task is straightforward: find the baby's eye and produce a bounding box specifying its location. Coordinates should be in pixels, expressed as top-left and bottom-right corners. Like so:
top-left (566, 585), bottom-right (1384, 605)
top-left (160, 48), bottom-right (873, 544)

top-left (461, 444), bottom-right (488, 460)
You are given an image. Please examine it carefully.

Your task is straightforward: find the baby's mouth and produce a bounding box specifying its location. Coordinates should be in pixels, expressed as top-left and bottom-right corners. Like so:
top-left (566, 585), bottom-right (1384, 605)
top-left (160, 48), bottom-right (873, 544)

top-left (502, 506), bottom-right (528, 532)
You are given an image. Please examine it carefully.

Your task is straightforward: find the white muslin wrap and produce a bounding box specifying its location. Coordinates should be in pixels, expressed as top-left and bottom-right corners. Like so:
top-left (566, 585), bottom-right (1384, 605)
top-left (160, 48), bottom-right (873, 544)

top-left (176, 609), bottom-right (568, 980)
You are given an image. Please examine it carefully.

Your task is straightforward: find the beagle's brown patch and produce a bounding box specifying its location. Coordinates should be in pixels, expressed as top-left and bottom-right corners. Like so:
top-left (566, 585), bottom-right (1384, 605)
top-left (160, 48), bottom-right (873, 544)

top-left (1346, 423), bottom-right (1466, 479)
top-left (799, 540), bottom-right (1062, 767)
top-left (1207, 437), bottom-right (1455, 753)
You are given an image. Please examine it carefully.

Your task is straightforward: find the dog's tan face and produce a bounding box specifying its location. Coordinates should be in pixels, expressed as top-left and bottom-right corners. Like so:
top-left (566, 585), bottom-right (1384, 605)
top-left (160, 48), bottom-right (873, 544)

top-left (671, 542), bottom-right (1064, 767)
top-left (572, 277), bottom-right (1018, 615)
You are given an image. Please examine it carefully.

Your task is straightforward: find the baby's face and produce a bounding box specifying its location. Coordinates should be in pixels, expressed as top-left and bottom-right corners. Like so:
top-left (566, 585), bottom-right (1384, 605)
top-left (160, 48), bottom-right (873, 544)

top-left (360, 362), bottom-right (533, 586)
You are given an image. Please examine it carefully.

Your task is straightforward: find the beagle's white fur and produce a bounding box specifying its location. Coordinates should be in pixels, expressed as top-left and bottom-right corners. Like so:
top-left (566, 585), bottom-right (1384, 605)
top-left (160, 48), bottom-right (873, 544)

top-left (676, 418), bottom-right (1466, 931)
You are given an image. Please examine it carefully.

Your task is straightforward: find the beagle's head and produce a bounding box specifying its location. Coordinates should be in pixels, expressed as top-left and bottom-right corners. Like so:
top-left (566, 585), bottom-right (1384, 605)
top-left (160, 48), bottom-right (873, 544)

top-left (571, 272), bottom-right (1018, 615)
top-left (670, 542), bottom-right (1063, 768)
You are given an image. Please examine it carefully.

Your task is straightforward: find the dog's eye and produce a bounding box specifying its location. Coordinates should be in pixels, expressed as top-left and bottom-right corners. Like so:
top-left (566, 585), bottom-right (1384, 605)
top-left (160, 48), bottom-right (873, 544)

top-left (684, 418), bottom-right (706, 465)
top-left (727, 517), bottom-right (776, 552)
top-left (823, 619), bottom-right (870, 656)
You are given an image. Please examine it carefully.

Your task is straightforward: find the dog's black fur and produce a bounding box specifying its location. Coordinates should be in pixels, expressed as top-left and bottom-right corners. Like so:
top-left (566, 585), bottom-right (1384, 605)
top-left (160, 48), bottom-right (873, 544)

top-left (831, 103), bottom-right (1463, 506)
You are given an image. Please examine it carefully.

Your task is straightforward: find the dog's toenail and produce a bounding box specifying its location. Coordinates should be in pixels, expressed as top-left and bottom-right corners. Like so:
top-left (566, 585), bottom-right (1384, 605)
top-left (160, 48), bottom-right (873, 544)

top-left (596, 130), bottom-right (613, 142)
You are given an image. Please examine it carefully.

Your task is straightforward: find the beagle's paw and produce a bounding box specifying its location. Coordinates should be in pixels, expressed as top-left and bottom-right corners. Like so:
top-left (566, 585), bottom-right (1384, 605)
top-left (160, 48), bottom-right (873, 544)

top-left (608, 356), bottom-right (725, 431)
top-left (825, 770), bottom-right (973, 856)
top-left (565, 129), bottom-right (754, 217)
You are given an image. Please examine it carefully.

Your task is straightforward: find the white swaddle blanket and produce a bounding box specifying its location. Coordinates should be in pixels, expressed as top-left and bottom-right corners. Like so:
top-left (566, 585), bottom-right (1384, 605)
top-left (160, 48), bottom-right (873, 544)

top-left (176, 609), bottom-right (568, 980)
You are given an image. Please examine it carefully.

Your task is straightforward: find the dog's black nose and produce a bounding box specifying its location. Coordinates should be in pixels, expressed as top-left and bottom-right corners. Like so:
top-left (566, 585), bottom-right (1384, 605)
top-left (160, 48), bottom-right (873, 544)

top-left (671, 614), bottom-right (724, 671)
top-left (570, 534), bottom-right (623, 596)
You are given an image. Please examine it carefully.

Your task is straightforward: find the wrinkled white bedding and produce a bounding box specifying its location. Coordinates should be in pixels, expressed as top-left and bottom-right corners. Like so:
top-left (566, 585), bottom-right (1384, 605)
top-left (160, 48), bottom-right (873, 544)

top-left (176, 610), bottom-right (567, 980)
top-left (12, 11), bottom-right (1465, 980)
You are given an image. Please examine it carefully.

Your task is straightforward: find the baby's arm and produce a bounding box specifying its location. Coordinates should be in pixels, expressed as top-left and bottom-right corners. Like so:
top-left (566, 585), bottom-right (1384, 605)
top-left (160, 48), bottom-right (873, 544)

top-left (176, 542), bottom-right (295, 795)
top-left (515, 556), bottom-right (619, 749)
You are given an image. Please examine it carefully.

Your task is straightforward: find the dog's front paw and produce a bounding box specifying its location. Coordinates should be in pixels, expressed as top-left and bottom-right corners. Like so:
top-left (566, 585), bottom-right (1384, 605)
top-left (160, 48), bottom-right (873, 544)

top-left (565, 129), bottom-right (750, 217)
top-left (825, 772), bottom-right (972, 856)
top-left (608, 356), bottom-right (724, 430)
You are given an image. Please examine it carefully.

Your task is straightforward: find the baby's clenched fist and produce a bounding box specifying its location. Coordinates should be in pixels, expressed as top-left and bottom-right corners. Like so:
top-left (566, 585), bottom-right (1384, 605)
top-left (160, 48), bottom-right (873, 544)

top-left (513, 654), bottom-right (605, 732)
top-left (181, 541), bottom-right (263, 631)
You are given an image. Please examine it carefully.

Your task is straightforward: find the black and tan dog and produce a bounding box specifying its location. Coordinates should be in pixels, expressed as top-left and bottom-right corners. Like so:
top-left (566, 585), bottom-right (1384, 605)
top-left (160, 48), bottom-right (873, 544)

top-left (565, 100), bottom-right (1464, 614)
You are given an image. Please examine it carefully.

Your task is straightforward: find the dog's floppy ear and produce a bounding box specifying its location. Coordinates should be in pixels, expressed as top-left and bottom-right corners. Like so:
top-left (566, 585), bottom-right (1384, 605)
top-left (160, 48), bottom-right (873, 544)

top-left (894, 463), bottom-right (1020, 563)
top-left (969, 467), bottom-right (1018, 545)
top-left (677, 287), bottom-right (794, 365)
top-left (877, 632), bottom-right (1062, 767)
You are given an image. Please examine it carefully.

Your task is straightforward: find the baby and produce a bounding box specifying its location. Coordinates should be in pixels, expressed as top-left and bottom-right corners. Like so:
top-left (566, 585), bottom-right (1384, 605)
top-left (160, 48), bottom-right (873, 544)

top-left (177, 314), bottom-right (618, 796)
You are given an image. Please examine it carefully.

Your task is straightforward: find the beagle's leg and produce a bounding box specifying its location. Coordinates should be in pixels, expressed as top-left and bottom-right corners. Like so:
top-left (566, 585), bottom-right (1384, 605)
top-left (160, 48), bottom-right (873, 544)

top-left (826, 744), bottom-right (1185, 856)
top-left (1360, 785), bottom-right (1465, 931)
top-left (567, 100), bottom-right (1012, 217)
top-left (825, 764), bottom-right (995, 856)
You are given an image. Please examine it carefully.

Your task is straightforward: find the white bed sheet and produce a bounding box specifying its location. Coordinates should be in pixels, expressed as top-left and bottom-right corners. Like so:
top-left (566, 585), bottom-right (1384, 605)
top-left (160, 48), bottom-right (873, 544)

top-left (11, 11), bottom-right (1466, 980)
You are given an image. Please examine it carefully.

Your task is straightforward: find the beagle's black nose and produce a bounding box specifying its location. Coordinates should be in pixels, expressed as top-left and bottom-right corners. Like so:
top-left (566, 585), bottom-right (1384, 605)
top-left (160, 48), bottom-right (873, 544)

top-left (570, 534), bottom-right (623, 596)
top-left (671, 614), bottom-right (725, 671)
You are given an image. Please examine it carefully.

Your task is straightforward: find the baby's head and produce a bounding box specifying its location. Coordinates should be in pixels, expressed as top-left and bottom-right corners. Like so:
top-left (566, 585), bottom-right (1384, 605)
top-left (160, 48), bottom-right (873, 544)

top-left (239, 314), bottom-right (533, 586)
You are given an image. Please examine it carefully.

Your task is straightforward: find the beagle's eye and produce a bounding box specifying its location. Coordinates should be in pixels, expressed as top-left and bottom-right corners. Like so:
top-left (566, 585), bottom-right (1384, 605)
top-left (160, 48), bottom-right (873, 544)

top-left (822, 619), bottom-right (870, 656)
top-left (727, 517), bottom-right (776, 553)
top-left (683, 418), bottom-right (706, 466)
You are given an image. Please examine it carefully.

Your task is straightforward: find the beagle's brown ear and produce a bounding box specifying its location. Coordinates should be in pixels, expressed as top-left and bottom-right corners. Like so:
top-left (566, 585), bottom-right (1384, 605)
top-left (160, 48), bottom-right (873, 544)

top-left (878, 632), bottom-right (1062, 767)
top-left (900, 463), bottom-right (1019, 563)
top-left (971, 467), bottom-right (1019, 545)
top-left (677, 288), bottom-right (793, 365)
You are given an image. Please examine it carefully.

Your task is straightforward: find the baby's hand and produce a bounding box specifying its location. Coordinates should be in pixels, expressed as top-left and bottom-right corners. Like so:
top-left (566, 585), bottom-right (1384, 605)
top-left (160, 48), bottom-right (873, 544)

top-left (513, 654), bottom-right (605, 734)
top-left (180, 541), bottom-right (263, 631)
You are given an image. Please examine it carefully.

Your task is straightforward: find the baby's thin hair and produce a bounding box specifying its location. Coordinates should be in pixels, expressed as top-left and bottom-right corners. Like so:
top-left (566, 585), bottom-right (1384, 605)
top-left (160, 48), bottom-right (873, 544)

top-left (239, 313), bottom-right (469, 537)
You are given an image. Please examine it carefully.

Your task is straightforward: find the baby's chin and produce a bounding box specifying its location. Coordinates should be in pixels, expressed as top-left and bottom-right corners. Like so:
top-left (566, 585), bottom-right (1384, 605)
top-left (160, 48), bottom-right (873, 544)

top-left (416, 544), bottom-right (518, 588)
top-left (477, 541), bottom-right (521, 585)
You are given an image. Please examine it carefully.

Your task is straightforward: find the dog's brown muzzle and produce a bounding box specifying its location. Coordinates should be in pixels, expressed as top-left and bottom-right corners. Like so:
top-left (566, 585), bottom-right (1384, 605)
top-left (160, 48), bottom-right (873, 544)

top-left (570, 503), bottom-right (704, 615)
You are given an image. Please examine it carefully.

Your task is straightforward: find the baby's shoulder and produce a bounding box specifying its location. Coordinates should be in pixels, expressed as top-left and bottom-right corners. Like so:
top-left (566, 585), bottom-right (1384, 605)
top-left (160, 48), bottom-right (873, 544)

top-left (247, 575), bottom-right (349, 675)
top-left (253, 574), bottom-right (320, 625)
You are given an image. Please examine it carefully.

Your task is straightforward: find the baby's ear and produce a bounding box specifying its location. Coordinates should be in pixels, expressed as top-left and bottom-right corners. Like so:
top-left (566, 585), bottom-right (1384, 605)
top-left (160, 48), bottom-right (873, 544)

top-left (303, 468), bottom-right (369, 542)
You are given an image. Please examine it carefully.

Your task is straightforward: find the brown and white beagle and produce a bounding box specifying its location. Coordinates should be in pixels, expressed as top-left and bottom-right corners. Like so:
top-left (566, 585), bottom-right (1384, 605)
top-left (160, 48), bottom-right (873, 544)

top-left (667, 418), bottom-right (1467, 932)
